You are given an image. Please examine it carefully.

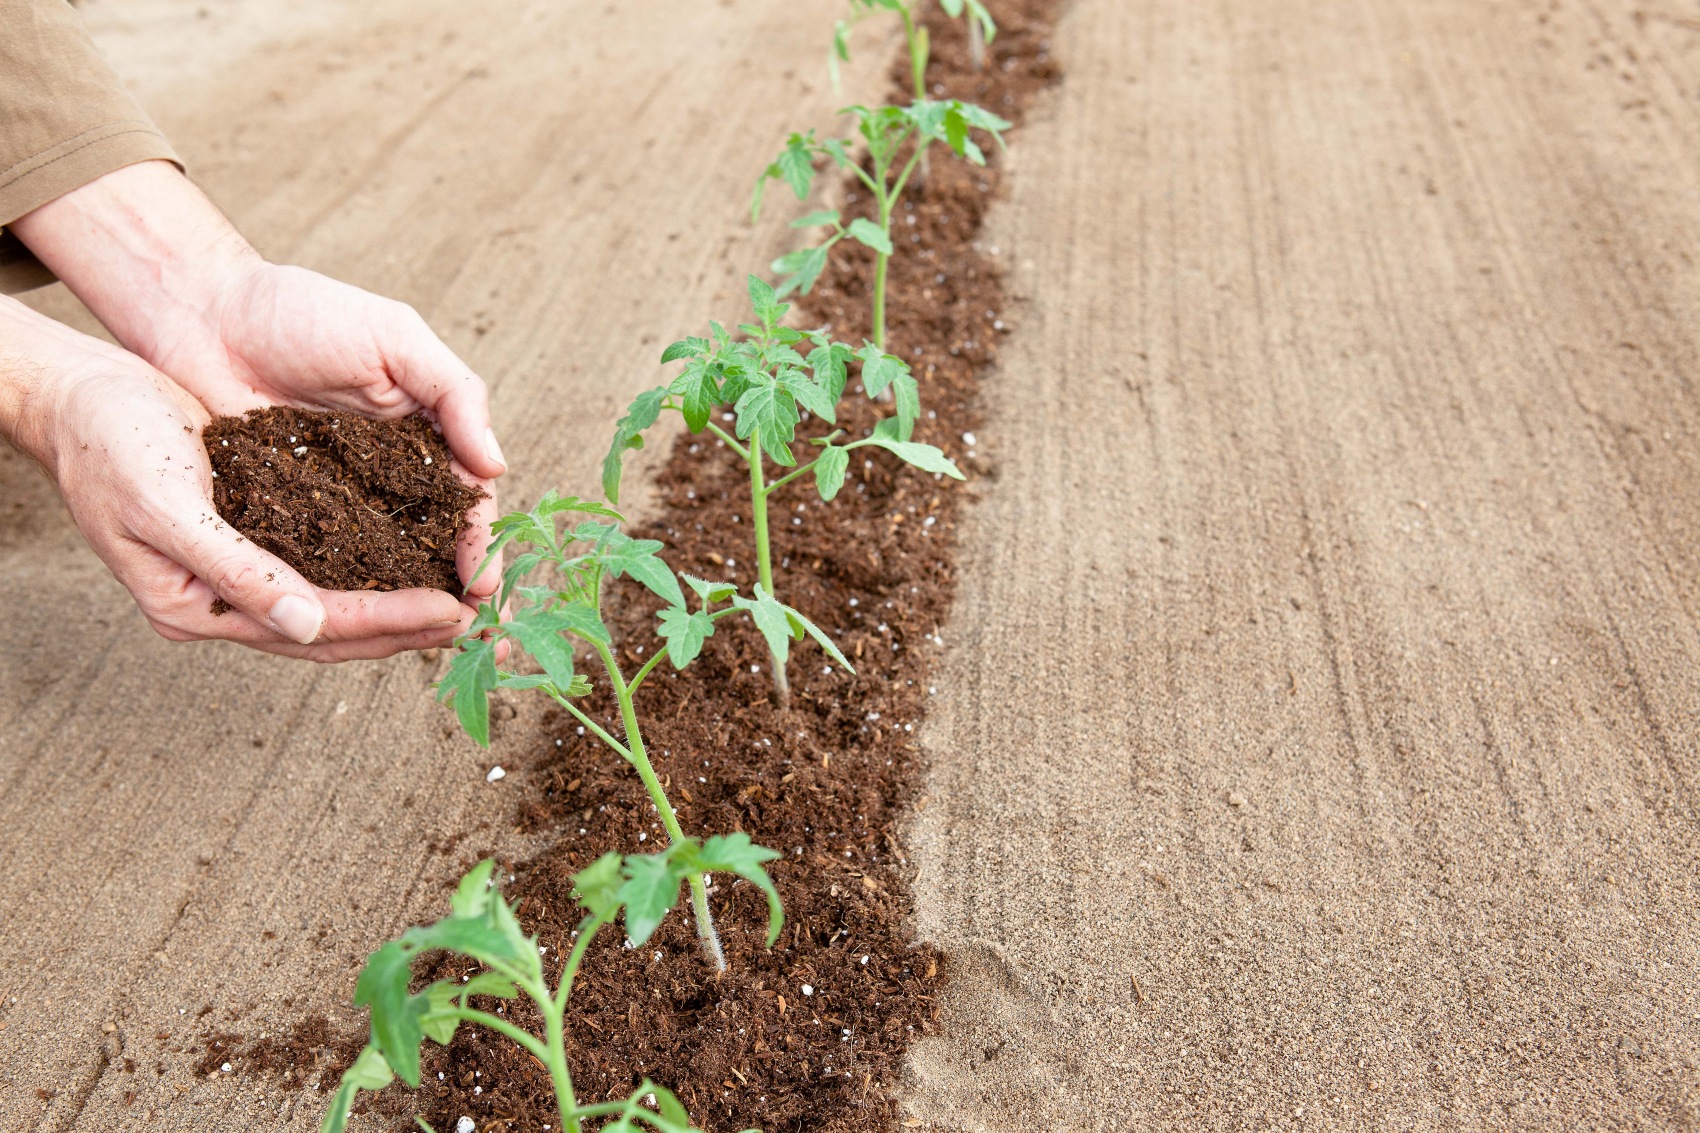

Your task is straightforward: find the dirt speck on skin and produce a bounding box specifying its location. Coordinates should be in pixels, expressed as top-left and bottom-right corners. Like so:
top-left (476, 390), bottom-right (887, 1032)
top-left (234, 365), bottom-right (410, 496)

top-left (203, 407), bottom-right (481, 603)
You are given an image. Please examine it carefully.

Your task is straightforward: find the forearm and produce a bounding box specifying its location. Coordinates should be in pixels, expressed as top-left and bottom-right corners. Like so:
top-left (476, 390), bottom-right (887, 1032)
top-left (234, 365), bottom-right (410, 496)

top-left (8, 161), bottom-right (262, 368)
top-left (0, 295), bottom-right (106, 471)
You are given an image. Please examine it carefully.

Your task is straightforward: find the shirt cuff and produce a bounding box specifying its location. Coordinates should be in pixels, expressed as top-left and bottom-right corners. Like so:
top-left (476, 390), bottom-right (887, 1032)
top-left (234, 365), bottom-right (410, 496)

top-left (0, 125), bottom-right (182, 294)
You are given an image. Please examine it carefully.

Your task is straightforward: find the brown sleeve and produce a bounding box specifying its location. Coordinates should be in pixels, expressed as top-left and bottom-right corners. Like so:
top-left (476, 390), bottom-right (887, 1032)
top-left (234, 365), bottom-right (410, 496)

top-left (0, 0), bottom-right (181, 291)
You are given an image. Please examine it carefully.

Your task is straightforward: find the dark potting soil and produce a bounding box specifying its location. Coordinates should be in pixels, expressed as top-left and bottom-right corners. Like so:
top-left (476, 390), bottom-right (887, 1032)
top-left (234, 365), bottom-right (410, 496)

top-left (202, 2), bottom-right (1064, 1130)
top-left (204, 408), bottom-right (481, 601)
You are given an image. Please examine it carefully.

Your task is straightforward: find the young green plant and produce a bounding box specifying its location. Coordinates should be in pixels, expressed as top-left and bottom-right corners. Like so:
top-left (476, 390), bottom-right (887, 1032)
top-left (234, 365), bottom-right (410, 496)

top-left (601, 276), bottom-right (962, 708)
top-left (435, 492), bottom-right (845, 967)
top-left (830, 0), bottom-right (997, 101)
top-left (753, 99), bottom-right (1009, 349)
top-left (321, 856), bottom-right (779, 1133)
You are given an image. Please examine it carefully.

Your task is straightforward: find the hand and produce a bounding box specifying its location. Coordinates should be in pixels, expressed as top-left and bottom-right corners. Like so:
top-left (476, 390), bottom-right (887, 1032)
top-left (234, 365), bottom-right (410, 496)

top-left (0, 297), bottom-right (477, 660)
top-left (10, 161), bottom-right (508, 615)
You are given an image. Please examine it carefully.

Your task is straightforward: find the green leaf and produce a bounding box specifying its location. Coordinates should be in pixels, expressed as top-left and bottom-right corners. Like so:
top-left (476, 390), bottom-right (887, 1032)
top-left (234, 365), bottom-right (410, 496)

top-left (669, 358), bottom-right (722, 434)
top-left (857, 344), bottom-right (918, 438)
top-left (650, 1083), bottom-right (693, 1129)
top-left (573, 852), bottom-right (625, 922)
top-left (598, 530), bottom-right (687, 609)
top-left (603, 386), bottom-right (668, 504)
top-left (657, 605), bottom-right (715, 669)
top-left (438, 638), bottom-right (499, 747)
top-left (497, 551), bottom-right (543, 610)
top-left (807, 340), bottom-right (853, 403)
top-left (617, 853), bottom-right (685, 946)
top-left (461, 972), bottom-right (519, 999)
top-left (698, 832), bottom-right (785, 948)
top-left (791, 209), bottom-right (841, 228)
top-left (776, 134), bottom-right (816, 200)
top-left (772, 243), bottom-right (831, 298)
top-left (660, 337), bottom-right (707, 364)
top-left (682, 574), bottom-right (736, 605)
top-left (777, 368), bottom-right (837, 423)
top-left (504, 605), bottom-right (579, 689)
top-left (734, 384), bottom-right (801, 466)
top-left (352, 941), bottom-right (427, 1086)
top-left (814, 445), bottom-right (849, 501)
top-left (733, 585), bottom-right (796, 671)
top-left (868, 417), bottom-right (966, 479)
top-left (321, 1046), bottom-right (394, 1133)
top-left (450, 859), bottom-right (498, 918)
top-left (747, 274), bottom-right (785, 328)
top-left (779, 601), bottom-right (854, 675)
top-left (847, 217), bottom-right (893, 255)
top-left (421, 981), bottom-right (462, 1046)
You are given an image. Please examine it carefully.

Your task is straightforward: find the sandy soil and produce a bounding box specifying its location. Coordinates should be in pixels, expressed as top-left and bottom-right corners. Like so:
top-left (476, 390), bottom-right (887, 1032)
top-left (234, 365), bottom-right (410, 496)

top-left (3, 0), bottom-right (1699, 1131)
top-left (904, 0), bottom-right (1700, 1129)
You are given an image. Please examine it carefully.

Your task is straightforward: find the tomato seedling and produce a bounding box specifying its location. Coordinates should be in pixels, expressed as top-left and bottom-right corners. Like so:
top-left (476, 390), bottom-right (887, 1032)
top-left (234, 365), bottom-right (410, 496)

top-left (601, 276), bottom-right (960, 707)
top-left (754, 98), bottom-right (1009, 348)
top-left (436, 492), bottom-right (842, 967)
top-left (831, 0), bottom-right (997, 100)
top-left (322, 856), bottom-right (778, 1133)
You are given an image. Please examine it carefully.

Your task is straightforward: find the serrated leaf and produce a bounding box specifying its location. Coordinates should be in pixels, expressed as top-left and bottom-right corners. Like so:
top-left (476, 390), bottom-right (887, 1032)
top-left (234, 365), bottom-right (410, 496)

top-left (438, 638), bottom-right (499, 747)
top-left (450, 859), bottom-right (498, 919)
top-left (807, 341), bottom-right (853, 403)
top-left (891, 369), bottom-right (920, 440)
top-left (780, 601), bottom-right (855, 675)
top-left (814, 445), bottom-right (849, 501)
top-left (504, 605), bottom-right (579, 689)
top-left (698, 832), bottom-right (786, 947)
top-left (421, 981), bottom-right (462, 1046)
top-left (777, 368), bottom-right (837, 424)
top-left (598, 531), bottom-right (687, 608)
top-left (733, 585), bottom-right (796, 671)
top-left (772, 243), bottom-right (831, 298)
top-left (734, 384), bottom-right (801, 466)
top-left (847, 217), bottom-right (893, 255)
top-left (497, 551), bottom-right (543, 610)
top-left (747, 274), bottom-right (785, 328)
top-left (660, 337), bottom-right (706, 364)
top-left (657, 605), bottom-right (715, 669)
top-left (352, 941), bottom-right (427, 1086)
top-left (791, 209), bottom-right (841, 228)
top-left (682, 573), bottom-right (737, 605)
top-left (868, 417), bottom-right (967, 479)
top-left (669, 358), bottom-right (722, 435)
top-left (573, 852), bottom-right (625, 922)
top-left (494, 673), bottom-right (555, 691)
top-left (617, 853), bottom-right (686, 946)
top-left (603, 386), bottom-right (668, 504)
top-left (776, 135), bottom-right (815, 200)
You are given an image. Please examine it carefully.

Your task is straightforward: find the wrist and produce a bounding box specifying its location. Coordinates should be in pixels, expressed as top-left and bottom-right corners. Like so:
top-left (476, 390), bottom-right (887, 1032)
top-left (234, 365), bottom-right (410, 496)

top-left (8, 161), bottom-right (265, 367)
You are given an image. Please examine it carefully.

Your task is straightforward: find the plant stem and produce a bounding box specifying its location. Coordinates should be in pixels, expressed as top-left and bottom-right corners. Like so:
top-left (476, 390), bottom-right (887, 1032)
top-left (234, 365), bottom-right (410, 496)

top-left (746, 425), bottom-right (791, 711)
top-left (541, 1006), bottom-right (580, 1133)
top-left (873, 188), bottom-right (893, 352)
top-left (969, 8), bottom-right (987, 70)
top-left (592, 638), bottom-right (726, 970)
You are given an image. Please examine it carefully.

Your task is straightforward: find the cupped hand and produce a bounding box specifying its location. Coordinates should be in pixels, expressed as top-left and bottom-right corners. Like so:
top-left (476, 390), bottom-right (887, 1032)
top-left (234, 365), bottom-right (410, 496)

top-left (8, 161), bottom-right (508, 615)
top-left (153, 262), bottom-right (507, 608)
top-left (0, 299), bottom-right (478, 660)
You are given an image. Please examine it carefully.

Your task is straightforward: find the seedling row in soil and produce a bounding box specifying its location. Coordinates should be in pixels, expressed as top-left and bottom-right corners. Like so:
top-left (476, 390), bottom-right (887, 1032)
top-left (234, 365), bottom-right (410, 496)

top-left (262, 3), bottom-right (1053, 1129)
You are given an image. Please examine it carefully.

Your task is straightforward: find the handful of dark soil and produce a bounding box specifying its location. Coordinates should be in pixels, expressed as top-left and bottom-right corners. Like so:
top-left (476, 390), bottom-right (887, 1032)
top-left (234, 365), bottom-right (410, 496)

top-left (204, 407), bottom-right (482, 597)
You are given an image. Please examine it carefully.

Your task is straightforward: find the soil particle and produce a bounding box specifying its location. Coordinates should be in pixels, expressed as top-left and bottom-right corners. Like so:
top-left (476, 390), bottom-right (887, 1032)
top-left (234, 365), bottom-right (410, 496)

top-left (203, 407), bottom-right (481, 600)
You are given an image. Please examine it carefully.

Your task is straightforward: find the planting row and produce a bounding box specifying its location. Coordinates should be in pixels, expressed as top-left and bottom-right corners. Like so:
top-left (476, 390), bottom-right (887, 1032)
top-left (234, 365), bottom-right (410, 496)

top-left (296, 4), bottom-right (1024, 1131)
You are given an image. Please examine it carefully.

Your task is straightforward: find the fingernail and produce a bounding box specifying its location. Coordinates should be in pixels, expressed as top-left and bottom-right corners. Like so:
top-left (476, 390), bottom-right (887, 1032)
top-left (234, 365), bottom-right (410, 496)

top-left (484, 428), bottom-right (507, 472)
top-left (269, 594), bottom-right (324, 644)
top-left (431, 615), bottom-right (463, 628)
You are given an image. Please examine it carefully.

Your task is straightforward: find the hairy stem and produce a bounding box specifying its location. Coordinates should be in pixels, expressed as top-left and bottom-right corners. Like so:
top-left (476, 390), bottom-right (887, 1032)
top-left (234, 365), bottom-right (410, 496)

top-left (541, 1005), bottom-right (579, 1133)
top-left (746, 426), bottom-right (791, 710)
top-left (969, 9), bottom-right (987, 70)
top-left (593, 638), bottom-right (726, 970)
